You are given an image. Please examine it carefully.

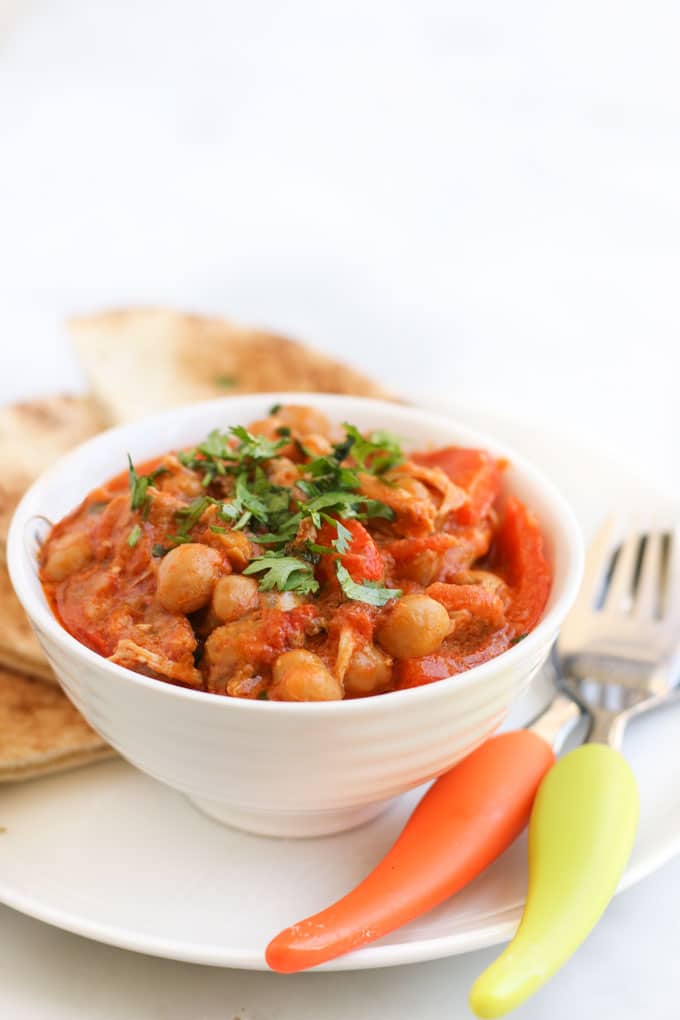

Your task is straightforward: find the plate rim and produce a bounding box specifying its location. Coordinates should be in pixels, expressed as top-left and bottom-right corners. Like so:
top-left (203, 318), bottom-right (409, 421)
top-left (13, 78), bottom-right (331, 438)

top-left (1, 399), bottom-right (678, 971)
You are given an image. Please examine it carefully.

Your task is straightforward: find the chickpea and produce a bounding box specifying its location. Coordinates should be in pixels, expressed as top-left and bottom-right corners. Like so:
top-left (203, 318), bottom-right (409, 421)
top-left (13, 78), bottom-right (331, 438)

top-left (271, 649), bottom-right (343, 702)
top-left (212, 574), bottom-right (259, 623)
top-left (343, 644), bottom-right (393, 696)
top-left (218, 531), bottom-right (252, 571)
top-left (42, 532), bottom-right (93, 582)
top-left (157, 543), bottom-right (221, 614)
top-left (376, 594), bottom-right (451, 659)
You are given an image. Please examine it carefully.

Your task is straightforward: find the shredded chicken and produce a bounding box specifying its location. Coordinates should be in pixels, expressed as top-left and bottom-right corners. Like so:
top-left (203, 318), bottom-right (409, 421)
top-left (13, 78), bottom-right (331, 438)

top-left (334, 625), bottom-right (357, 682)
top-left (110, 638), bottom-right (201, 686)
top-left (395, 462), bottom-right (467, 521)
top-left (358, 462), bottom-right (467, 537)
top-left (358, 471), bottom-right (436, 537)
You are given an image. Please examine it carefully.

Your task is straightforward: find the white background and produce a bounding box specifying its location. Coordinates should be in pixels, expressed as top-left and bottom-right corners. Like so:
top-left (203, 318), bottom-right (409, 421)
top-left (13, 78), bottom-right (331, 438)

top-left (1, 1), bottom-right (679, 1017)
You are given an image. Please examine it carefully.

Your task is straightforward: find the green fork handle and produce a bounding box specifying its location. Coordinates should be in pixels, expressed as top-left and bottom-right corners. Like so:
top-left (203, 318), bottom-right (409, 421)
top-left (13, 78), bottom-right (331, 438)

top-left (469, 744), bottom-right (639, 1018)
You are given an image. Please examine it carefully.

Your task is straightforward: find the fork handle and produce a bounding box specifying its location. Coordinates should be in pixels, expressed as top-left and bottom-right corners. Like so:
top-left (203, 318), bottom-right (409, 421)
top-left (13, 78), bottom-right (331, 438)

top-left (586, 708), bottom-right (627, 748)
top-left (469, 744), bottom-right (639, 1018)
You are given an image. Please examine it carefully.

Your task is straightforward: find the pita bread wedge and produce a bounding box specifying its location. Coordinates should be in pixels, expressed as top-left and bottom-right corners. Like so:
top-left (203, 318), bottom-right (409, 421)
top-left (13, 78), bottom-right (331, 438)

top-left (0, 667), bottom-right (114, 782)
top-left (69, 308), bottom-right (395, 425)
top-left (0, 395), bottom-right (102, 560)
top-left (0, 563), bottom-right (54, 682)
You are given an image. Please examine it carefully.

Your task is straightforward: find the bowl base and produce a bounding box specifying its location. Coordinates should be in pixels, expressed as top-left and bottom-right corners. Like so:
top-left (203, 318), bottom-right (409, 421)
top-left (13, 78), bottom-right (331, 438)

top-left (188, 795), bottom-right (392, 838)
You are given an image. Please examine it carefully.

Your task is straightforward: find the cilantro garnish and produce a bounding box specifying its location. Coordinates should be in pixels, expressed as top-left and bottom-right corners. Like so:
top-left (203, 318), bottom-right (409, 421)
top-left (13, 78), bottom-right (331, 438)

top-left (127, 524), bottom-right (142, 548)
top-left (335, 564), bottom-right (401, 607)
top-left (178, 426), bottom-right (288, 487)
top-left (342, 424), bottom-right (404, 475)
top-left (229, 426), bottom-right (288, 462)
top-left (303, 490), bottom-right (367, 526)
top-left (174, 496), bottom-right (211, 535)
top-left (243, 552), bottom-right (320, 595)
top-left (217, 474), bottom-right (269, 531)
top-left (127, 456), bottom-right (167, 517)
top-left (269, 403), bottom-right (282, 415)
top-left (330, 518), bottom-right (352, 554)
top-left (139, 421), bottom-right (404, 593)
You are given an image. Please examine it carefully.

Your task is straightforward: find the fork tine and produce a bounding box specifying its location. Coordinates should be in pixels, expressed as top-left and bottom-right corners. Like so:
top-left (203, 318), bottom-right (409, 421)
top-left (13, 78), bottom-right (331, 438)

top-left (579, 515), bottom-right (621, 607)
top-left (633, 532), bottom-right (662, 620)
top-left (663, 526), bottom-right (680, 626)
top-left (603, 528), bottom-right (641, 613)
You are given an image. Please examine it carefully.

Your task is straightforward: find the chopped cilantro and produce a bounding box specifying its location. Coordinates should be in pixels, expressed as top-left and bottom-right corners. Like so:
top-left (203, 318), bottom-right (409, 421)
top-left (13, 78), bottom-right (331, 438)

top-left (229, 425), bottom-right (288, 463)
top-left (342, 424), bottom-right (404, 474)
top-left (178, 426), bottom-right (287, 486)
top-left (303, 490), bottom-right (366, 526)
top-left (141, 422), bottom-right (400, 585)
top-left (243, 552), bottom-right (320, 594)
top-left (127, 524), bottom-right (142, 548)
top-left (510, 633), bottom-right (528, 646)
top-left (335, 563), bottom-right (401, 607)
top-left (332, 522), bottom-right (354, 554)
top-left (219, 473), bottom-right (270, 531)
top-left (151, 543), bottom-right (169, 558)
top-left (255, 512), bottom-right (303, 546)
top-left (169, 496), bottom-right (212, 544)
top-left (127, 456), bottom-right (167, 517)
top-left (356, 499), bottom-right (396, 521)
top-left (306, 542), bottom-right (336, 555)
top-left (269, 403), bottom-right (282, 415)
top-left (256, 689), bottom-right (270, 700)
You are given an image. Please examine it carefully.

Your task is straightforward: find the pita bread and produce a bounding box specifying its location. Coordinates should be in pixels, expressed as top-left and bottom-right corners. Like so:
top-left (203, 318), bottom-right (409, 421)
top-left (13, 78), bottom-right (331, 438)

top-left (0, 668), bottom-right (114, 782)
top-left (0, 395), bottom-right (102, 560)
top-left (69, 308), bottom-right (395, 425)
top-left (0, 563), bottom-right (54, 682)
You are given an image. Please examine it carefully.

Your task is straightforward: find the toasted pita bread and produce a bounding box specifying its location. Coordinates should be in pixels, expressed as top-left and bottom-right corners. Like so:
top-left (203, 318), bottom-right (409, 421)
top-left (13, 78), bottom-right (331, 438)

top-left (0, 563), bottom-right (54, 682)
top-left (0, 395), bottom-right (102, 560)
top-left (69, 308), bottom-right (394, 425)
top-left (0, 668), bottom-right (114, 782)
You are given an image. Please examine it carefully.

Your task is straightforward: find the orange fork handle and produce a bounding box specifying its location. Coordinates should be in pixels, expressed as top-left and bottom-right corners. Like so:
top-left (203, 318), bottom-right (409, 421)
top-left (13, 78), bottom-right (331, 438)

top-left (266, 730), bottom-right (555, 973)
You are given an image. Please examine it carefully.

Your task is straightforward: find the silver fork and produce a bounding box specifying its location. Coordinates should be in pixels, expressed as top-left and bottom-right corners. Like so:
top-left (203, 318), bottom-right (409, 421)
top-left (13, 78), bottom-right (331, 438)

top-left (558, 516), bottom-right (680, 746)
top-left (471, 516), bottom-right (680, 1018)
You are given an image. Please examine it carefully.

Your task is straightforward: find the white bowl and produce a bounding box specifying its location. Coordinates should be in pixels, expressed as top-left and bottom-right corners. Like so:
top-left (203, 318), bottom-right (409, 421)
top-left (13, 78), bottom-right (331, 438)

top-left (8, 394), bottom-right (584, 838)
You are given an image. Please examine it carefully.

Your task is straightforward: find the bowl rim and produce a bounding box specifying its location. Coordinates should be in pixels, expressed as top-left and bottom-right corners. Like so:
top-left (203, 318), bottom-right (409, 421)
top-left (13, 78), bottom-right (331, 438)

top-left (7, 392), bottom-right (585, 716)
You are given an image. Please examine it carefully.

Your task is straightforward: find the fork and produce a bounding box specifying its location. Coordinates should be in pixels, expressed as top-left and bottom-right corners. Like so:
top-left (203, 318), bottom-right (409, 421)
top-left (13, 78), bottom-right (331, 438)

top-left (470, 517), bottom-right (680, 1017)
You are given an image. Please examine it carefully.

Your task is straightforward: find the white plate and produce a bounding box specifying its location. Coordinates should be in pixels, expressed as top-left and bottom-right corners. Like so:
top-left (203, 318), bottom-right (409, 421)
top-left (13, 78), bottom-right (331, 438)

top-left (0, 404), bottom-right (678, 971)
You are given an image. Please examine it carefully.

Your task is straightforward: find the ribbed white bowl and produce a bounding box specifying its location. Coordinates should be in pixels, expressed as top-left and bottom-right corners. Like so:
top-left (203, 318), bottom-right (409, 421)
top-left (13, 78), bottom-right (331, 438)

top-left (8, 394), bottom-right (583, 837)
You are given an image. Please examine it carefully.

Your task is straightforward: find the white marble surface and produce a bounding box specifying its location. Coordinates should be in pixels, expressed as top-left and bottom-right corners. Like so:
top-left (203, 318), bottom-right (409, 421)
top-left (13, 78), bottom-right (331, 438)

top-left (1, 1), bottom-right (679, 1016)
